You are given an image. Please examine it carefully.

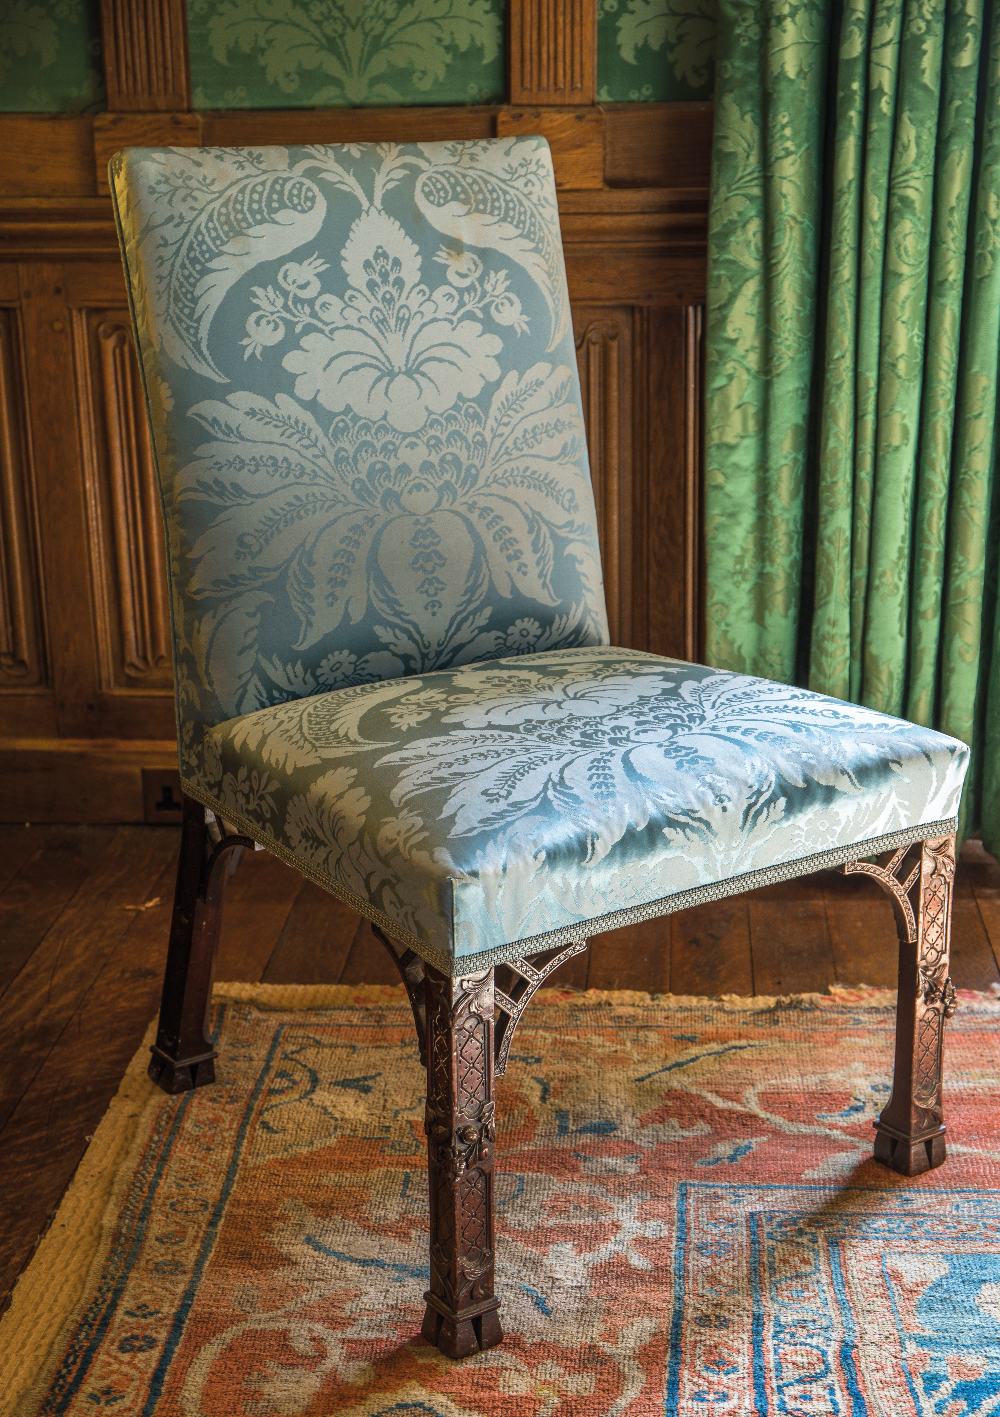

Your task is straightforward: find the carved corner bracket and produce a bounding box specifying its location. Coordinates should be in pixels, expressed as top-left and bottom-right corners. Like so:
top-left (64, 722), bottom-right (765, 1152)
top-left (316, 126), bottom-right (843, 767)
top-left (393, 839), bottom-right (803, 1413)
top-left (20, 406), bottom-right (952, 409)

top-left (493, 940), bottom-right (589, 1074)
top-left (843, 836), bottom-right (957, 1020)
top-left (373, 928), bottom-right (589, 1075)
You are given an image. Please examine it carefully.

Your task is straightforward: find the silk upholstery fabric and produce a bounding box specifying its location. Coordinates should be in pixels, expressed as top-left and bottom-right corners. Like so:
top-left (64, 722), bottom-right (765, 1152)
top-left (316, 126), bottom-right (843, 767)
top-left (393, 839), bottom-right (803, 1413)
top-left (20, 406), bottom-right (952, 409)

top-left (202, 646), bottom-right (968, 969)
top-left (111, 139), bottom-right (610, 790)
top-left (114, 138), bottom-right (968, 971)
top-left (705, 0), bottom-right (1000, 857)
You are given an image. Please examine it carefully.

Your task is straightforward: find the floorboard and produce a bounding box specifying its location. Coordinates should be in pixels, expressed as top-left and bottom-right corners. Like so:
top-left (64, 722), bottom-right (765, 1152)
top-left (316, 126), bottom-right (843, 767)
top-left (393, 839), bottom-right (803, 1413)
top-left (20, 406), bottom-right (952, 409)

top-left (748, 876), bottom-right (835, 996)
top-left (262, 878), bottom-right (363, 984)
top-left (0, 824), bottom-right (998, 1310)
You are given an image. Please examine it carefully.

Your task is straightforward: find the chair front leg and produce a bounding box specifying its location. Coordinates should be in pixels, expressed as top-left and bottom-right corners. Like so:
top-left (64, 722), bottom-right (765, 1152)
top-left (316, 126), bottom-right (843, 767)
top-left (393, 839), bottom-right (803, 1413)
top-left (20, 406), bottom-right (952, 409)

top-left (148, 793), bottom-right (251, 1095)
top-left (421, 965), bottom-right (503, 1358)
top-left (845, 834), bottom-right (957, 1175)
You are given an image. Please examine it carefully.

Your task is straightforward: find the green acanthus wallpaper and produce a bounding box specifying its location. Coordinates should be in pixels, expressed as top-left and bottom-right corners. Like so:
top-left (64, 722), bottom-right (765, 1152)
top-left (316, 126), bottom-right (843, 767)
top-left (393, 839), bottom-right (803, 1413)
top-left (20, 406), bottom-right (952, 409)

top-left (0, 0), bottom-right (104, 112)
top-left (0, 0), bottom-right (716, 111)
top-left (598, 0), bottom-right (715, 102)
top-left (187, 0), bottom-right (507, 108)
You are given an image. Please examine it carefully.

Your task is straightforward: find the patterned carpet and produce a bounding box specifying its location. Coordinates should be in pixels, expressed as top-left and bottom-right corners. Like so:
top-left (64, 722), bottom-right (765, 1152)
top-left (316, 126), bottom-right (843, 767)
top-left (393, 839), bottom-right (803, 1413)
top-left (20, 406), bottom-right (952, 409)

top-left (3, 983), bottom-right (1000, 1415)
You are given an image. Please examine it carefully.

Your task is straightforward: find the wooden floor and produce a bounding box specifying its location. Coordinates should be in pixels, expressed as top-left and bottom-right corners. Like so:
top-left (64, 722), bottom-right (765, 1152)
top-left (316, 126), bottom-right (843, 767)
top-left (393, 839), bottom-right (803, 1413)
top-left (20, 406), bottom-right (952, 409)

top-left (1, 822), bottom-right (999, 1311)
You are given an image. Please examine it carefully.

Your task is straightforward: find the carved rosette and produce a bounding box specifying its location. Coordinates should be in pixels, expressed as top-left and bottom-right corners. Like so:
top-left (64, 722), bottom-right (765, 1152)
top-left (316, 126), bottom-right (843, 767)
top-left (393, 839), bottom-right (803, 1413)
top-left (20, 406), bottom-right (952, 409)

top-left (845, 834), bottom-right (957, 1174)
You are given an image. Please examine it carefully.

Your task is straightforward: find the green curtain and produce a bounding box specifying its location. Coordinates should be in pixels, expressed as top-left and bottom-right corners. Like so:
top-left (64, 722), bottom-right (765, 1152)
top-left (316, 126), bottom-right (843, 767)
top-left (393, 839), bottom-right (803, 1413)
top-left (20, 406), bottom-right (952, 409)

top-left (705, 0), bottom-right (1000, 855)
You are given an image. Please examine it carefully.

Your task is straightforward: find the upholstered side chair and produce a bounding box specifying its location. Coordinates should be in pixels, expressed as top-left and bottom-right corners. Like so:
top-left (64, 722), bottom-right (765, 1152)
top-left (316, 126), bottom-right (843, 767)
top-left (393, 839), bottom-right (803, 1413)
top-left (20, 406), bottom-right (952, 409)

top-left (112, 138), bottom-right (969, 1359)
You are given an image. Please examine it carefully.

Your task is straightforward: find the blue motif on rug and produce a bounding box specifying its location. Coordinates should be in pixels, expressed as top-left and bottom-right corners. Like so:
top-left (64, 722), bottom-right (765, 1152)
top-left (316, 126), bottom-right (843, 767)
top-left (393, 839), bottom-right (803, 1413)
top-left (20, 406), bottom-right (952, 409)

top-left (668, 1183), bottom-right (1000, 1414)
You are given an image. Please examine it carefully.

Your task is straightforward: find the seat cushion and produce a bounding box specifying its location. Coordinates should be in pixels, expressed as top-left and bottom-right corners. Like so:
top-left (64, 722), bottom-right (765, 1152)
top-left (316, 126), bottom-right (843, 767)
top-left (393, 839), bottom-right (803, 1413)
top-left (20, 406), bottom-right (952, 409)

top-left (195, 646), bottom-right (969, 972)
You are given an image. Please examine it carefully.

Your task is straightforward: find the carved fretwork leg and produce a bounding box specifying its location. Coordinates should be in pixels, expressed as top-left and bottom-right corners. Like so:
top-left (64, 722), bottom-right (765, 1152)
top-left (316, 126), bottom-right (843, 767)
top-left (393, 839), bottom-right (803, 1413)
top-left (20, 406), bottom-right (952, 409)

top-left (148, 793), bottom-right (252, 1094)
top-left (374, 930), bottom-right (588, 1355)
top-left (421, 965), bottom-right (503, 1358)
top-left (844, 835), bottom-right (958, 1176)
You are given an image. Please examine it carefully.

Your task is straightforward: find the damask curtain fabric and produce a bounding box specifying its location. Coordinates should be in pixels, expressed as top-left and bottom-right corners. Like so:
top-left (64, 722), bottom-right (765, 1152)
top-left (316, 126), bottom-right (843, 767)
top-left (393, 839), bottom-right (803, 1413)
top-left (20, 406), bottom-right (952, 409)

top-left (705, 0), bottom-right (1000, 854)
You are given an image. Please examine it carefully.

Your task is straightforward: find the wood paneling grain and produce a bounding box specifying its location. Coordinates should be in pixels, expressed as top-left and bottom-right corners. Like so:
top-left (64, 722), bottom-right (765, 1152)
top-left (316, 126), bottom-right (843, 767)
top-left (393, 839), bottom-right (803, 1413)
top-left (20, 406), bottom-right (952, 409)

top-left (0, 738), bottom-right (176, 822)
top-left (646, 303), bottom-right (703, 661)
top-left (497, 106), bottom-right (604, 187)
top-left (0, 308), bottom-right (46, 689)
top-left (509, 0), bottom-right (596, 104)
top-left (77, 312), bottom-right (171, 691)
top-left (575, 307), bottom-right (635, 644)
top-left (99, 0), bottom-right (191, 111)
top-left (604, 103), bottom-right (713, 189)
top-left (0, 118), bottom-right (95, 199)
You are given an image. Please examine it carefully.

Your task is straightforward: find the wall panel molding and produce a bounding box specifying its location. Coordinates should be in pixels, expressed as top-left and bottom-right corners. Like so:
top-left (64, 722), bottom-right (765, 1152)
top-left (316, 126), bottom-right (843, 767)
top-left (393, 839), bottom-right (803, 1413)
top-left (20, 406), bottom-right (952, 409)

top-left (99, 0), bottom-right (191, 111)
top-left (0, 307), bottom-right (46, 688)
top-left (575, 308), bottom-right (636, 645)
top-left (77, 311), bottom-right (172, 693)
top-left (509, 0), bottom-right (597, 104)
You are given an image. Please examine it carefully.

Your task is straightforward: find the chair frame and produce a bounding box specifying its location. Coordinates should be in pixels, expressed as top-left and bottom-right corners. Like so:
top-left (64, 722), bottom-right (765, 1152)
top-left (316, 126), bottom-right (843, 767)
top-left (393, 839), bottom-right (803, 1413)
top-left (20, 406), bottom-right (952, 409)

top-left (149, 791), bottom-right (958, 1358)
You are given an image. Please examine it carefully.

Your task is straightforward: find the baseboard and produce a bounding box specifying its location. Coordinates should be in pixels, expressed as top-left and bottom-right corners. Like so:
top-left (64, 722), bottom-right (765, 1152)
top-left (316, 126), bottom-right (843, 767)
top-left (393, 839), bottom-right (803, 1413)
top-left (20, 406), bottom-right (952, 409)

top-left (0, 738), bottom-right (181, 824)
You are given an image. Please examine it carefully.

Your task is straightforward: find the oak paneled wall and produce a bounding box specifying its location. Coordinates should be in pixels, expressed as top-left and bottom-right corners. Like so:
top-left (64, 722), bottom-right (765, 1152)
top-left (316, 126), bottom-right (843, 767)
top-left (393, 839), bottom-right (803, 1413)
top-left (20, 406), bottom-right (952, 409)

top-left (0, 5), bottom-right (709, 822)
top-left (77, 309), bottom-right (172, 694)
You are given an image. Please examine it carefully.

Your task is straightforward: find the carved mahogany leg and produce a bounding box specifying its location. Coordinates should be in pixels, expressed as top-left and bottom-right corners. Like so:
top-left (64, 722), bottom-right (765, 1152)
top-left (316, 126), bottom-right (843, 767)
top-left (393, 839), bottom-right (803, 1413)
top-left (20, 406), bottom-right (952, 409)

top-left (421, 965), bottom-right (503, 1358)
top-left (148, 793), bottom-right (250, 1094)
top-left (845, 835), bottom-right (957, 1175)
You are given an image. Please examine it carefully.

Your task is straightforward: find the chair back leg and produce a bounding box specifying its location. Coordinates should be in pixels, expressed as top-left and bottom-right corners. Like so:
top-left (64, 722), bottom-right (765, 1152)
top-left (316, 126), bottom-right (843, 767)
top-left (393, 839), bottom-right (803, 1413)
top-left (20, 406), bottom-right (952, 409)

top-left (148, 793), bottom-right (249, 1094)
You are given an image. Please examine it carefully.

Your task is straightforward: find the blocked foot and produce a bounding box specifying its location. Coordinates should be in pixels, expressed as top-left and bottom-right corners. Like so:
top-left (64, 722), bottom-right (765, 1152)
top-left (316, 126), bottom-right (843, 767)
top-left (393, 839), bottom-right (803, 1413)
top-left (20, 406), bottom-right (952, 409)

top-left (874, 1122), bottom-right (946, 1176)
top-left (421, 1297), bottom-right (503, 1358)
top-left (148, 1045), bottom-right (217, 1095)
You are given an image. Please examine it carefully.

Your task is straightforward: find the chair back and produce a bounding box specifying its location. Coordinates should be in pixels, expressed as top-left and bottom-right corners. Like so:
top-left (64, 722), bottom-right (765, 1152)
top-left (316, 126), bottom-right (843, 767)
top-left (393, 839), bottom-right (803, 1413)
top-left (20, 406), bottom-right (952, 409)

top-left (112, 139), bottom-right (609, 778)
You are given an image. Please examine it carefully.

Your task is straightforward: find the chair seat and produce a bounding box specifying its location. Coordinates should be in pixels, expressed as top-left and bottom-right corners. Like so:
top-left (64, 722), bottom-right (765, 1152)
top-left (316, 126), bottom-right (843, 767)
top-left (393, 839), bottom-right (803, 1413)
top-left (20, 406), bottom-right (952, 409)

top-left (196, 646), bottom-right (968, 972)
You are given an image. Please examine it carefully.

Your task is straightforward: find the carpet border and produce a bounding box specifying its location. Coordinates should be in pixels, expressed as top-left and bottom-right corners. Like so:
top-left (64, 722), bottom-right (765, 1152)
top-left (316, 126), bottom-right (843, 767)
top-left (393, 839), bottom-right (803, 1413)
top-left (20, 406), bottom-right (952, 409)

top-left (3, 982), bottom-right (999, 1413)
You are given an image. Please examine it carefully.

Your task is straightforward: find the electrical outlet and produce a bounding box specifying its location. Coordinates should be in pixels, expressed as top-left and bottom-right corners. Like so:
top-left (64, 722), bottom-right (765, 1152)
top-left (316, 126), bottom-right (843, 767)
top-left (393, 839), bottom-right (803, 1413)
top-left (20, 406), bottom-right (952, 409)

top-left (142, 768), bottom-right (183, 824)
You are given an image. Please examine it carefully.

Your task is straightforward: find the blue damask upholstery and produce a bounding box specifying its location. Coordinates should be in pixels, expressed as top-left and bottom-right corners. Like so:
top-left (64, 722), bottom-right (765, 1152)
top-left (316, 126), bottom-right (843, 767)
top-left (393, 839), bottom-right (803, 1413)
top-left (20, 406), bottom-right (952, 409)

top-left (200, 647), bottom-right (968, 971)
top-left (111, 139), bottom-right (607, 794)
top-left (113, 139), bottom-right (969, 974)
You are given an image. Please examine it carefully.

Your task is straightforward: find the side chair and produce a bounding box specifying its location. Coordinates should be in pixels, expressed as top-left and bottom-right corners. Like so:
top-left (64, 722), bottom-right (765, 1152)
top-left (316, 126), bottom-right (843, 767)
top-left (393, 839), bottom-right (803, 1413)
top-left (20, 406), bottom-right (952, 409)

top-left (112, 137), bottom-right (969, 1358)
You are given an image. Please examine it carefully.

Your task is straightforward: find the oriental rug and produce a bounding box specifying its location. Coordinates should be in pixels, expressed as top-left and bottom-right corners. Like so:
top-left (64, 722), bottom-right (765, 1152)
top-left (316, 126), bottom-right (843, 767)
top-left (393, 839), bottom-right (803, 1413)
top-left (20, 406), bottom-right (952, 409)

top-left (3, 983), bottom-right (1000, 1415)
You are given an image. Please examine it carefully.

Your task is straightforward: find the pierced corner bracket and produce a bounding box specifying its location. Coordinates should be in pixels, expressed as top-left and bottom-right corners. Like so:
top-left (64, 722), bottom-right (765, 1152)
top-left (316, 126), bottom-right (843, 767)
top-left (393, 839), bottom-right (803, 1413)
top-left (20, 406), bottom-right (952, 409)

top-left (842, 835), bottom-right (958, 1021)
top-left (493, 940), bottom-right (589, 1075)
top-left (373, 927), bottom-right (589, 1075)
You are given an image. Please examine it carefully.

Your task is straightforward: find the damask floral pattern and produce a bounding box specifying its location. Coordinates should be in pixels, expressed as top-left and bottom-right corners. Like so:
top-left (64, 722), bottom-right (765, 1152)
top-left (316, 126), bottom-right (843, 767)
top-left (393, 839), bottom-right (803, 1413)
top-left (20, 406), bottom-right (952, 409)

top-left (187, 0), bottom-right (505, 108)
top-left (112, 139), bottom-right (608, 784)
top-left (0, 0), bottom-right (104, 112)
top-left (115, 135), bottom-right (970, 971)
top-left (202, 646), bottom-right (968, 965)
top-left (597, 0), bottom-right (716, 102)
top-left (705, 0), bottom-right (1000, 857)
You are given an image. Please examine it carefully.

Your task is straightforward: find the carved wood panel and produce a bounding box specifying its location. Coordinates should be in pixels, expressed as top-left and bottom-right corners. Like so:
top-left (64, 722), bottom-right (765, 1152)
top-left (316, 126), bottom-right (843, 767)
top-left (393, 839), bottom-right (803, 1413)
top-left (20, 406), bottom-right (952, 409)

top-left (509, 0), bottom-right (596, 104)
top-left (574, 306), bottom-right (635, 645)
top-left (76, 309), bottom-right (172, 693)
top-left (574, 301), bottom-right (703, 661)
top-left (99, 0), bottom-right (191, 111)
top-left (0, 306), bottom-right (46, 689)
